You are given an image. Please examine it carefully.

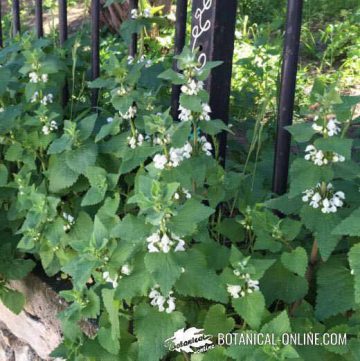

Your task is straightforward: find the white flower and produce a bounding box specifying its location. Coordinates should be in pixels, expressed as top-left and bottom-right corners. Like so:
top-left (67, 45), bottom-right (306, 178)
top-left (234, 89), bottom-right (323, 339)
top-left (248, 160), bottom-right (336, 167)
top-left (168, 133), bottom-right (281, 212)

top-left (0, 107), bottom-right (4, 112)
top-left (312, 117), bottom-right (341, 137)
top-left (174, 192), bottom-right (180, 200)
top-left (153, 154), bottom-right (168, 170)
top-left (178, 105), bottom-right (193, 122)
top-left (121, 264), bottom-right (131, 276)
top-left (169, 142), bottom-right (192, 167)
top-left (31, 91), bottom-right (39, 103)
top-left (199, 103), bottom-right (211, 121)
top-left (103, 271), bottom-right (118, 288)
top-left (40, 94), bottom-right (53, 105)
top-left (119, 105), bottom-right (137, 120)
top-left (143, 8), bottom-right (151, 18)
top-left (146, 230), bottom-right (185, 253)
top-left (149, 286), bottom-right (176, 313)
top-left (199, 136), bottom-right (213, 156)
top-left (41, 74), bottom-right (48, 83)
top-left (227, 284), bottom-right (242, 298)
top-left (302, 183), bottom-right (345, 213)
top-left (107, 117), bottom-right (114, 123)
top-left (182, 188), bottom-right (192, 199)
top-left (181, 79), bottom-right (204, 96)
top-left (29, 72), bottom-right (39, 83)
top-left (304, 144), bottom-right (345, 166)
top-left (130, 9), bottom-right (138, 19)
top-left (42, 125), bottom-right (50, 135)
top-left (127, 56), bottom-right (134, 65)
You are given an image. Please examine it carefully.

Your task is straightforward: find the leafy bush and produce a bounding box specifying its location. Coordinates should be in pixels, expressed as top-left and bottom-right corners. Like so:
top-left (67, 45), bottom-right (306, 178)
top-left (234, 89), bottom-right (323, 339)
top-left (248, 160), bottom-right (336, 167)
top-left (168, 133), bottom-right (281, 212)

top-left (0, 4), bottom-right (360, 361)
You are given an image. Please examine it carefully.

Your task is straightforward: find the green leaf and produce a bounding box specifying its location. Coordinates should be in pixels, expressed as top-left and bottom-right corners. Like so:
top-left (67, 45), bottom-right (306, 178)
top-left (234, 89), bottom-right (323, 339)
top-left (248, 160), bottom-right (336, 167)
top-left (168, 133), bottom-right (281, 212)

top-left (134, 303), bottom-right (185, 361)
top-left (102, 289), bottom-right (120, 340)
top-left (111, 215), bottom-right (152, 242)
top-left (261, 310), bottom-right (291, 335)
top-left (348, 244), bottom-right (360, 304)
top-left (47, 135), bottom-right (73, 154)
top-left (0, 164), bottom-right (8, 186)
top-left (281, 247), bottom-right (308, 277)
top-left (158, 69), bottom-right (186, 85)
top-left (203, 304), bottom-right (235, 334)
top-left (333, 208), bottom-right (360, 236)
top-left (168, 199), bottom-right (215, 237)
top-left (180, 94), bottom-right (203, 112)
top-left (98, 327), bottom-right (120, 355)
top-left (78, 114), bottom-right (97, 141)
top-left (199, 119), bottom-right (233, 136)
top-left (65, 143), bottom-right (98, 174)
top-left (48, 154), bottom-right (79, 192)
top-left (176, 250), bottom-right (228, 303)
top-left (144, 253), bottom-right (182, 295)
top-left (62, 257), bottom-right (98, 290)
top-left (301, 206), bottom-right (341, 261)
top-left (232, 292), bottom-right (266, 329)
top-left (0, 287), bottom-right (25, 314)
top-left (315, 257), bottom-right (355, 320)
top-left (289, 158), bottom-right (333, 198)
top-left (285, 123), bottom-right (316, 143)
top-left (260, 261), bottom-right (308, 304)
top-left (314, 137), bottom-right (353, 160)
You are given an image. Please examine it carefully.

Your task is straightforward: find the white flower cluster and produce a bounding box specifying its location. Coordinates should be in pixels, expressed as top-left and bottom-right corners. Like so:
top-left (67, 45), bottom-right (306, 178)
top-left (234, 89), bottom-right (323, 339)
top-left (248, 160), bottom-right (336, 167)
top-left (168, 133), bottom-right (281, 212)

top-left (102, 264), bottom-right (131, 289)
top-left (130, 8), bottom-right (152, 19)
top-left (146, 230), bottom-right (185, 253)
top-left (119, 105), bottom-right (137, 120)
top-left (153, 133), bottom-right (171, 146)
top-left (63, 212), bottom-right (75, 231)
top-left (199, 136), bottom-right (213, 156)
top-left (149, 285), bottom-right (176, 313)
top-left (302, 183), bottom-right (345, 213)
top-left (181, 79), bottom-right (204, 96)
top-left (173, 188), bottom-right (192, 200)
top-left (42, 120), bottom-right (58, 135)
top-left (304, 145), bottom-right (345, 166)
top-left (312, 117), bottom-right (341, 137)
top-left (29, 72), bottom-right (48, 84)
top-left (127, 131), bottom-right (144, 149)
top-left (227, 272), bottom-right (260, 299)
top-left (153, 142), bottom-right (192, 170)
top-left (31, 92), bottom-right (54, 105)
top-left (178, 103), bottom-right (211, 122)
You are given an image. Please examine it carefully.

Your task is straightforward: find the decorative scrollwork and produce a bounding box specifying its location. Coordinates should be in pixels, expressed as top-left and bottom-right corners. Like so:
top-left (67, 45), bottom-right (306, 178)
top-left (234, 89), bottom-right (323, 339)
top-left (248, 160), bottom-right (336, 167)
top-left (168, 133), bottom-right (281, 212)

top-left (191, 0), bottom-right (212, 69)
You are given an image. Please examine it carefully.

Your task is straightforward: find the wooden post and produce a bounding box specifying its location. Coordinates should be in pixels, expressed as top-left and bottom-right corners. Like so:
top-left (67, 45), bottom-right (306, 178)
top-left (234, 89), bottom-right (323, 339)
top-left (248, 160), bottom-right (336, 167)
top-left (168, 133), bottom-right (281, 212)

top-left (91, 0), bottom-right (100, 108)
top-left (12, 0), bottom-right (21, 37)
top-left (35, 0), bottom-right (43, 38)
top-left (191, 0), bottom-right (237, 166)
top-left (272, 0), bottom-right (303, 195)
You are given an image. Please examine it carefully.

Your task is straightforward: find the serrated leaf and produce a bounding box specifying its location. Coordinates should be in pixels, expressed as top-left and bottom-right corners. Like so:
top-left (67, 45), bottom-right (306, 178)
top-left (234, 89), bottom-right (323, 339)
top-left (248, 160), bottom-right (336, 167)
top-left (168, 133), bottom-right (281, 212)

top-left (260, 261), bottom-right (308, 304)
top-left (233, 291), bottom-right (266, 330)
top-left (314, 137), bottom-right (353, 160)
top-left (102, 289), bottom-right (120, 340)
top-left (98, 327), bottom-right (120, 355)
top-left (134, 303), bottom-right (185, 361)
top-left (261, 310), bottom-right (291, 335)
top-left (281, 247), bottom-right (308, 277)
top-left (176, 250), bottom-right (228, 303)
top-left (48, 154), bottom-right (79, 192)
top-left (168, 199), bottom-right (215, 237)
top-left (204, 304), bottom-right (235, 334)
top-left (315, 257), bottom-right (355, 320)
top-left (0, 164), bottom-right (8, 186)
top-left (144, 253), bottom-right (182, 295)
top-left (180, 94), bottom-right (203, 112)
top-left (301, 206), bottom-right (341, 261)
top-left (78, 114), bottom-right (97, 141)
top-left (65, 143), bottom-right (98, 174)
top-left (289, 158), bottom-right (333, 198)
top-left (285, 123), bottom-right (316, 142)
top-left (348, 244), bottom-right (360, 304)
top-left (333, 208), bottom-right (360, 237)
top-left (0, 287), bottom-right (25, 314)
top-left (111, 215), bottom-right (152, 242)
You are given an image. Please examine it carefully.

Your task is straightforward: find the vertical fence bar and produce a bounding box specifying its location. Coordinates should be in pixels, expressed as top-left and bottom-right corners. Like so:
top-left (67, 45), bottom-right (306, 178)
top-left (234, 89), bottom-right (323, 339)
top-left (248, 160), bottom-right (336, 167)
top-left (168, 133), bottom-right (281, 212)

top-left (0, 0), bottom-right (3, 47)
top-left (171, 0), bottom-right (188, 120)
top-left (91, 0), bottom-right (100, 108)
top-left (59, 0), bottom-right (68, 106)
top-left (129, 0), bottom-right (138, 57)
top-left (12, 0), bottom-right (21, 37)
top-left (35, 0), bottom-right (43, 38)
top-left (191, 0), bottom-right (237, 166)
top-left (272, 0), bottom-right (303, 195)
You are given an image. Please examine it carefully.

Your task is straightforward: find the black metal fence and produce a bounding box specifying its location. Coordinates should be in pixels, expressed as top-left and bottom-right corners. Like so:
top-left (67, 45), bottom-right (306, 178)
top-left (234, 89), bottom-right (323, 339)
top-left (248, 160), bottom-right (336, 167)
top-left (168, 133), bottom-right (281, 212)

top-left (0, 0), bottom-right (304, 196)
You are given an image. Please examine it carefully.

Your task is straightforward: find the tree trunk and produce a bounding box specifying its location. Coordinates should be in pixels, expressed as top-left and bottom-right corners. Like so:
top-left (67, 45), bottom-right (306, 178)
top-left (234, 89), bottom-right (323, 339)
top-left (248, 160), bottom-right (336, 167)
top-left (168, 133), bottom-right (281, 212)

top-left (99, 0), bottom-right (172, 33)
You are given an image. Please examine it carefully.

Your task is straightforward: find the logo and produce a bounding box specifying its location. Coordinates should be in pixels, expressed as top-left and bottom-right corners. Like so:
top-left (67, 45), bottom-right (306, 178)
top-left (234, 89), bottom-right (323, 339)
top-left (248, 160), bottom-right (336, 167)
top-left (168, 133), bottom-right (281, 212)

top-left (165, 327), bottom-right (214, 353)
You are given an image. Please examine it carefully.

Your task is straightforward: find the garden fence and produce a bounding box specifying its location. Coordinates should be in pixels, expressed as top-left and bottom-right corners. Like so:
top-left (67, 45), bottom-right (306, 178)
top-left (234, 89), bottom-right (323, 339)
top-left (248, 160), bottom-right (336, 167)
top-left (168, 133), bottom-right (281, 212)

top-left (0, 0), bottom-right (303, 196)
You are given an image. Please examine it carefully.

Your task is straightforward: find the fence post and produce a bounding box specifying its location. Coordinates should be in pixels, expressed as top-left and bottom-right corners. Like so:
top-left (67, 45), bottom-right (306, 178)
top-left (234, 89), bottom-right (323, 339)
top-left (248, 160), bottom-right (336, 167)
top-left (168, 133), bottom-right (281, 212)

top-left (0, 0), bottom-right (3, 47)
top-left (171, 0), bottom-right (188, 121)
top-left (12, 0), bottom-right (21, 37)
top-left (35, 0), bottom-right (43, 38)
top-left (129, 0), bottom-right (139, 57)
top-left (91, 0), bottom-right (100, 108)
top-left (191, 0), bottom-right (237, 166)
top-left (272, 0), bottom-right (303, 195)
top-left (59, 0), bottom-right (68, 106)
